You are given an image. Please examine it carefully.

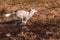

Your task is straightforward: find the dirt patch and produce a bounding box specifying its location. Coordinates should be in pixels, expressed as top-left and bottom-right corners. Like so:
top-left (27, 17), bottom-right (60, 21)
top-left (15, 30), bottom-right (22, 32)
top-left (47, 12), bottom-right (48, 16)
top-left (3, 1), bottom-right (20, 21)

top-left (0, 0), bottom-right (60, 40)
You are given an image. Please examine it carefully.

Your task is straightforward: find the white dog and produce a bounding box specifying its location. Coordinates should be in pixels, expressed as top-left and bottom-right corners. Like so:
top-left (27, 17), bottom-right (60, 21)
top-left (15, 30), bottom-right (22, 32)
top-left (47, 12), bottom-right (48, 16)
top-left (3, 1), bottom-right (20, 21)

top-left (16, 9), bottom-right (37, 24)
top-left (5, 9), bottom-right (37, 24)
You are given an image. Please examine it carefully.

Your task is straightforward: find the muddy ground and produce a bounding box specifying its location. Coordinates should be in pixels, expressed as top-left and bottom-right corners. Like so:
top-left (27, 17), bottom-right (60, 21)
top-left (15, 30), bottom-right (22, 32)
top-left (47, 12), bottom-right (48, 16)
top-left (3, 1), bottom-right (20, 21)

top-left (0, 0), bottom-right (60, 40)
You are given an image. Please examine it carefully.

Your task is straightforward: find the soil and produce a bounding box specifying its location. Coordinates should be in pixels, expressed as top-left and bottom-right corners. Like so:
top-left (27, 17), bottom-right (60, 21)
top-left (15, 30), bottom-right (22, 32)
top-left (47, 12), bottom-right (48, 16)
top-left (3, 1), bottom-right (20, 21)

top-left (0, 0), bottom-right (60, 40)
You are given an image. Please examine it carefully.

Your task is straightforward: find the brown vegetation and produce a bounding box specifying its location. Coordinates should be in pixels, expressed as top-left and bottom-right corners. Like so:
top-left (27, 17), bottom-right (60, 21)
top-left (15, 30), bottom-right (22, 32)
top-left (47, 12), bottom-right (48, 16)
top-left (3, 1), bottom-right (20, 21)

top-left (0, 0), bottom-right (60, 40)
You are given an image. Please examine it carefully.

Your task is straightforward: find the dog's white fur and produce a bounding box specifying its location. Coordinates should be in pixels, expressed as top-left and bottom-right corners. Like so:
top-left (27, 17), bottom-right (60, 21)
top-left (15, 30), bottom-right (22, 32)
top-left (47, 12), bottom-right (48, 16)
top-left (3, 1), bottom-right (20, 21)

top-left (16, 9), bottom-right (37, 24)
top-left (5, 13), bottom-right (11, 17)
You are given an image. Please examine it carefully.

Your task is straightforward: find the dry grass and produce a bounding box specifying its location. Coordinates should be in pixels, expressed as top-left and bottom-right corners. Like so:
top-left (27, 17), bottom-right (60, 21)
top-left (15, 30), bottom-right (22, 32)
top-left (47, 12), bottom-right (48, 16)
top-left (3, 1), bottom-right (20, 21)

top-left (0, 0), bottom-right (60, 40)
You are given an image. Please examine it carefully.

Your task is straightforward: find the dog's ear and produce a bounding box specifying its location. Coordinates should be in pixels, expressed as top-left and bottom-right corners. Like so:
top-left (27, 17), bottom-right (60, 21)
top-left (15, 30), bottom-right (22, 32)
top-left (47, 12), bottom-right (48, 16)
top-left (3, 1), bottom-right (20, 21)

top-left (14, 10), bottom-right (17, 13)
top-left (28, 9), bottom-right (31, 12)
